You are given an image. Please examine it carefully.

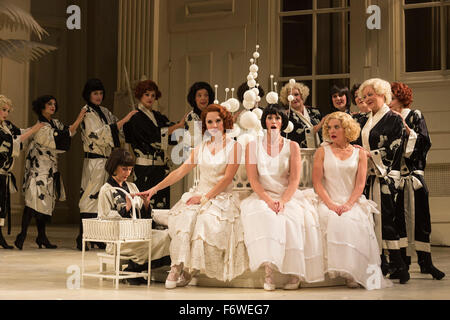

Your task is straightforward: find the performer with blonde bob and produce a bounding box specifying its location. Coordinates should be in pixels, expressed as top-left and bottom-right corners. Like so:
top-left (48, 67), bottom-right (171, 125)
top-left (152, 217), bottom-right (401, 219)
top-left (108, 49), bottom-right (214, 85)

top-left (137, 104), bottom-right (248, 289)
top-left (313, 111), bottom-right (391, 289)
top-left (356, 78), bottom-right (408, 284)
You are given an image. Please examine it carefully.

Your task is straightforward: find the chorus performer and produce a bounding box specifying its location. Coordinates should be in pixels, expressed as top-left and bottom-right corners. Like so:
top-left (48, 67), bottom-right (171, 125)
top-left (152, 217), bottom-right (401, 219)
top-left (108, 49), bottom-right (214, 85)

top-left (389, 82), bottom-right (445, 280)
top-left (356, 78), bottom-right (409, 284)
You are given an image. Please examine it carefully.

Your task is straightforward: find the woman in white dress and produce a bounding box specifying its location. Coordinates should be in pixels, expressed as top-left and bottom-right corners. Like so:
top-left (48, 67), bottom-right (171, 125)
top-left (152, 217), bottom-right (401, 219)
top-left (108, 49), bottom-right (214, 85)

top-left (137, 104), bottom-right (248, 289)
top-left (312, 111), bottom-right (391, 289)
top-left (240, 104), bottom-right (324, 291)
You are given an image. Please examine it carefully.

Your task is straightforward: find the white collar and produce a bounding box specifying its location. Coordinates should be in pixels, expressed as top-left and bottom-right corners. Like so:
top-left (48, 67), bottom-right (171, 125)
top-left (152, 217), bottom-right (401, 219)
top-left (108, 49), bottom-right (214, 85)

top-left (401, 108), bottom-right (411, 119)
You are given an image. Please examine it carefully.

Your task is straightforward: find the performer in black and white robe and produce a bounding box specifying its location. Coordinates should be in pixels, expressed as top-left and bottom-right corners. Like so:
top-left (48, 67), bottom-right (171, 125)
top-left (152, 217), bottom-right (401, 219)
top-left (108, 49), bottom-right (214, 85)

top-left (0, 95), bottom-right (44, 249)
top-left (98, 148), bottom-right (170, 285)
top-left (76, 78), bottom-right (137, 250)
top-left (279, 82), bottom-right (323, 148)
top-left (389, 82), bottom-right (445, 280)
top-left (15, 95), bottom-right (85, 250)
top-left (124, 80), bottom-right (185, 210)
top-left (357, 78), bottom-right (410, 284)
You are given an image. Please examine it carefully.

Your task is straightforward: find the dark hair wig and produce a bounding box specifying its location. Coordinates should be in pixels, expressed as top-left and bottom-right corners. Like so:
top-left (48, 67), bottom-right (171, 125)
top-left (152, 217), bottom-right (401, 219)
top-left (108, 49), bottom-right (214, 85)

top-left (261, 104), bottom-right (289, 131)
top-left (105, 148), bottom-right (135, 176)
top-left (187, 82), bottom-right (214, 115)
top-left (329, 85), bottom-right (351, 111)
top-left (32, 95), bottom-right (58, 116)
top-left (82, 78), bottom-right (105, 105)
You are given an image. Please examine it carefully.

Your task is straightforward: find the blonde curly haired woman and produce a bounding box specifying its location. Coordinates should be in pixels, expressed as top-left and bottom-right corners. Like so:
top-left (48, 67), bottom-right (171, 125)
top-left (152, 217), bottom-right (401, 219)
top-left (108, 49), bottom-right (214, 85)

top-left (312, 111), bottom-right (392, 289)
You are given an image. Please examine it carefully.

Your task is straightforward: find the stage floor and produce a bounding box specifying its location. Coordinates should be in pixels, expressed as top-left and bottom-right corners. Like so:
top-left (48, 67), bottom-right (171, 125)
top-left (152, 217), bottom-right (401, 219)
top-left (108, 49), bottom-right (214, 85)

top-left (1, 225), bottom-right (449, 300)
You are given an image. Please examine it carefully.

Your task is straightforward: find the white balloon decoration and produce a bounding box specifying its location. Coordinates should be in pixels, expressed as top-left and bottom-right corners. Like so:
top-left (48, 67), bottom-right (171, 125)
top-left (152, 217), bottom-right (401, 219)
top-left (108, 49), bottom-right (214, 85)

top-left (247, 74), bottom-right (254, 81)
top-left (289, 79), bottom-right (296, 85)
top-left (288, 95), bottom-right (294, 102)
top-left (252, 88), bottom-right (259, 95)
top-left (221, 101), bottom-right (231, 112)
top-left (253, 51), bottom-right (260, 59)
top-left (227, 98), bottom-right (240, 112)
top-left (284, 121), bottom-right (294, 133)
top-left (256, 96), bottom-right (261, 103)
top-left (239, 111), bottom-right (259, 129)
top-left (243, 90), bottom-right (257, 102)
top-left (250, 72), bottom-right (258, 79)
top-left (247, 79), bottom-right (256, 88)
top-left (227, 123), bottom-right (241, 138)
top-left (242, 100), bottom-right (254, 110)
top-left (249, 64), bottom-right (259, 73)
top-left (252, 107), bottom-right (263, 119)
top-left (266, 92), bottom-right (278, 104)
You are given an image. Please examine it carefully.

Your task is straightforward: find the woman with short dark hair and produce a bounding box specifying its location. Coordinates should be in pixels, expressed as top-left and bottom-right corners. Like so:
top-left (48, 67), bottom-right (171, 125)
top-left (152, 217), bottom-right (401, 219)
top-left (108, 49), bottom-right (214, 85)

top-left (330, 85), bottom-right (351, 114)
top-left (15, 95), bottom-right (86, 250)
top-left (240, 104), bottom-right (324, 291)
top-left (97, 148), bottom-right (171, 285)
top-left (76, 78), bottom-right (138, 251)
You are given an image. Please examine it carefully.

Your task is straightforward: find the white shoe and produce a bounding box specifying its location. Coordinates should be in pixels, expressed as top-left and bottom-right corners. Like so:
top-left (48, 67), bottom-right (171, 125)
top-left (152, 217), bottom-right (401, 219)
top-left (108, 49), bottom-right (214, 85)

top-left (165, 268), bottom-right (180, 289)
top-left (165, 279), bottom-right (177, 289)
top-left (283, 277), bottom-right (301, 290)
top-left (263, 282), bottom-right (276, 291)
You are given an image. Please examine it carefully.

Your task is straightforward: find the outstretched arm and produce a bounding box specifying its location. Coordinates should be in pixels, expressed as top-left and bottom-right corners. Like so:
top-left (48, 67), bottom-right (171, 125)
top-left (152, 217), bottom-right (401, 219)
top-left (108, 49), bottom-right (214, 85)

top-left (186, 142), bottom-right (242, 205)
top-left (135, 146), bottom-right (198, 200)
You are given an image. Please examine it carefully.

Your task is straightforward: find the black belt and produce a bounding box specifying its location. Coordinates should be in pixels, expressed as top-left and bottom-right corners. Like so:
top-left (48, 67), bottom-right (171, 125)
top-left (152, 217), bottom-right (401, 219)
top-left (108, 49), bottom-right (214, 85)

top-left (84, 152), bottom-right (107, 159)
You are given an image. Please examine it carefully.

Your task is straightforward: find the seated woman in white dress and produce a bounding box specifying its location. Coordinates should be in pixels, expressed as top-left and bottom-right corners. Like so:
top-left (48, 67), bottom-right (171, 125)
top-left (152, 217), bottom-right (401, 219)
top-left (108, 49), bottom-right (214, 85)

top-left (137, 104), bottom-right (248, 289)
top-left (240, 104), bottom-right (324, 291)
top-left (312, 111), bottom-right (392, 289)
top-left (97, 148), bottom-right (171, 285)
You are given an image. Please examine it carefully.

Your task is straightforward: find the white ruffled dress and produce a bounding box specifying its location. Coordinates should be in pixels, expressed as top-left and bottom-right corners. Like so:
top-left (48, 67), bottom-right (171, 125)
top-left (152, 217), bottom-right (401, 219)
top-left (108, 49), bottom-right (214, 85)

top-left (240, 136), bottom-right (324, 283)
top-left (314, 144), bottom-right (392, 289)
top-left (168, 138), bottom-right (249, 281)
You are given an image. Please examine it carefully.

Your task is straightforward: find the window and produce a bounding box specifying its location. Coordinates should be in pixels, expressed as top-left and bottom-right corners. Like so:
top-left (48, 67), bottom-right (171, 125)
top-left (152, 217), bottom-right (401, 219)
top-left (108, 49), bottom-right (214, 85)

top-left (403, 0), bottom-right (450, 72)
top-left (279, 0), bottom-right (350, 114)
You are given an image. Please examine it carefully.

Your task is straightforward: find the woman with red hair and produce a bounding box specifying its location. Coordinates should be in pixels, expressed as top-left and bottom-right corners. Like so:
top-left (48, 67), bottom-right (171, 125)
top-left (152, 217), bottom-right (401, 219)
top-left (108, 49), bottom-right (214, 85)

top-left (137, 104), bottom-right (249, 289)
top-left (123, 79), bottom-right (185, 210)
top-left (389, 82), bottom-right (445, 280)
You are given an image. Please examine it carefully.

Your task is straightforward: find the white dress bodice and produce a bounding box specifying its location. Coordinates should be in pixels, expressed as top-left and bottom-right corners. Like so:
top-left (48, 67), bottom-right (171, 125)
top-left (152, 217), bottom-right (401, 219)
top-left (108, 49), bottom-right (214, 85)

top-left (256, 135), bottom-right (291, 195)
top-left (322, 144), bottom-right (359, 205)
top-left (196, 138), bottom-right (236, 194)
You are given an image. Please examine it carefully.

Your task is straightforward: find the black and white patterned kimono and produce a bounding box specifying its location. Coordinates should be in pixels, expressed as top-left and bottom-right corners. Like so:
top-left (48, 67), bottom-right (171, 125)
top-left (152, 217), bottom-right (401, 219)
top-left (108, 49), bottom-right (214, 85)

top-left (23, 116), bottom-right (72, 217)
top-left (356, 104), bottom-right (405, 253)
top-left (285, 106), bottom-right (322, 149)
top-left (98, 176), bottom-right (170, 265)
top-left (79, 104), bottom-right (122, 214)
top-left (123, 104), bottom-right (176, 209)
top-left (0, 121), bottom-right (22, 233)
top-left (395, 108), bottom-right (433, 255)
